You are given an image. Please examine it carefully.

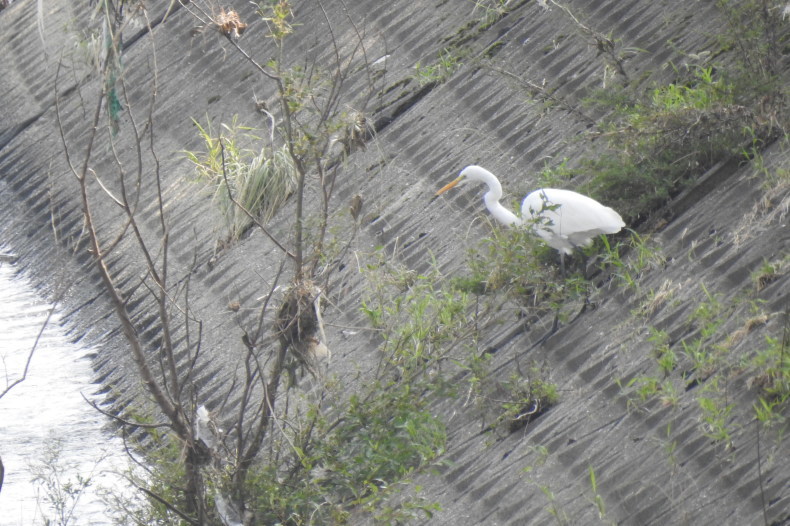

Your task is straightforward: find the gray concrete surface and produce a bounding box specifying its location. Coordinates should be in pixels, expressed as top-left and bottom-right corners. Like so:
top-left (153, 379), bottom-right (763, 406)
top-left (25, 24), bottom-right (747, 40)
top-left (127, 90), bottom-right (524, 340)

top-left (1, 0), bottom-right (789, 524)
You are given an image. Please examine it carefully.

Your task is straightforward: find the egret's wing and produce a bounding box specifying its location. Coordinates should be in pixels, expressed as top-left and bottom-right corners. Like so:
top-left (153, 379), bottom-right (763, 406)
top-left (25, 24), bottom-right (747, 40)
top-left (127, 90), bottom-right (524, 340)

top-left (522, 188), bottom-right (624, 248)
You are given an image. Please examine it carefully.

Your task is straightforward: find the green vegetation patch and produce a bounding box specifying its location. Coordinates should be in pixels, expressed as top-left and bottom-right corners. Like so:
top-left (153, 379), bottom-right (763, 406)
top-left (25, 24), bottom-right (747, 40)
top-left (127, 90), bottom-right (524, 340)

top-left (584, 67), bottom-right (760, 221)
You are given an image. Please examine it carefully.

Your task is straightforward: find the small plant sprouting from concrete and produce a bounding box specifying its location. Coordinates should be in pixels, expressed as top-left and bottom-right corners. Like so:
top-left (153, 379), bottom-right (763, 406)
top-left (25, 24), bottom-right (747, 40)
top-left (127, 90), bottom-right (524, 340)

top-left (413, 48), bottom-right (463, 86)
top-left (598, 231), bottom-right (666, 294)
top-left (587, 464), bottom-right (613, 524)
top-left (536, 482), bottom-right (571, 526)
top-left (697, 376), bottom-right (735, 448)
top-left (494, 368), bottom-right (559, 433)
top-left (471, 0), bottom-right (514, 28)
top-left (751, 255), bottom-right (789, 292)
top-left (748, 310), bottom-right (790, 412)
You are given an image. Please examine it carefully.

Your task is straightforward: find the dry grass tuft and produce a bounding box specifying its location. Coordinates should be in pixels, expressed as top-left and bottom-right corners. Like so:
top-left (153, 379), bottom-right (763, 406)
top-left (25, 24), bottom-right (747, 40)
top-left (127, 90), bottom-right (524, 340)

top-left (726, 314), bottom-right (769, 348)
top-left (214, 8), bottom-right (247, 37)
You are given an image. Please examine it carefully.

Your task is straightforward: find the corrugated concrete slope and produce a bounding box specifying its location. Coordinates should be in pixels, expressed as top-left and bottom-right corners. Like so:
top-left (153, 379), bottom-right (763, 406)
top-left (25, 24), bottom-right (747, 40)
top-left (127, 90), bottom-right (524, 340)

top-left (1, 0), bottom-right (788, 524)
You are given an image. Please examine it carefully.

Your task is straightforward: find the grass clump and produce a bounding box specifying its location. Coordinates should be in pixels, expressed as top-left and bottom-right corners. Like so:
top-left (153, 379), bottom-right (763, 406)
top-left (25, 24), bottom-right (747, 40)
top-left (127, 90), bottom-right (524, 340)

top-left (751, 255), bottom-right (789, 291)
top-left (317, 391), bottom-right (446, 504)
top-left (185, 115), bottom-right (296, 241)
top-left (456, 221), bottom-right (562, 298)
top-left (361, 253), bottom-right (476, 379)
top-left (493, 367), bottom-right (559, 434)
top-left (584, 67), bottom-right (759, 221)
top-left (471, 0), bottom-right (513, 28)
top-left (749, 321), bottom-right (790, 403)
top-left (715, 0), bottom-right (788, 100)
top-left (413, 48), bottom-right (464, 86)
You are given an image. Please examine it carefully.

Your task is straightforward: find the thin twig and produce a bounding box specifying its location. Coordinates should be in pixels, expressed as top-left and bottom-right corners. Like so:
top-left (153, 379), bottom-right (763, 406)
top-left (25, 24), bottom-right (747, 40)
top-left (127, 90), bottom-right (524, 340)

top-left (0, 301), bottom-right (59, 400)
top-left (126, 476), bottom-right (199, 525)
top-left (81, 393), bottom-right (171, 430)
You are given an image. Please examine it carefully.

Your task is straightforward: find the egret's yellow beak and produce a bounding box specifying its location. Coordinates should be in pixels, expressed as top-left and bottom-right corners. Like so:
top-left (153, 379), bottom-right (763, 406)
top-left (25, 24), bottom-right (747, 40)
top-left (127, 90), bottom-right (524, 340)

top-left (434, 176), bottom-right (464, 198)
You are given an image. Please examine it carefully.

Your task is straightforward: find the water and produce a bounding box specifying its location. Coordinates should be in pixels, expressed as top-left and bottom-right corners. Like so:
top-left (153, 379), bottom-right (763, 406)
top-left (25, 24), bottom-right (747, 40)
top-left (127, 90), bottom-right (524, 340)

top-left (0, 257), bottom-right (127, 525)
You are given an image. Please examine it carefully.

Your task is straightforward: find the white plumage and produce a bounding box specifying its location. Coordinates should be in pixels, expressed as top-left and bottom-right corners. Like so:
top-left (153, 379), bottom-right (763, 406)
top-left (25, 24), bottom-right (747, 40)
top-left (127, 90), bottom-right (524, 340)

top-left (435, 165), bottom-right (625, 255)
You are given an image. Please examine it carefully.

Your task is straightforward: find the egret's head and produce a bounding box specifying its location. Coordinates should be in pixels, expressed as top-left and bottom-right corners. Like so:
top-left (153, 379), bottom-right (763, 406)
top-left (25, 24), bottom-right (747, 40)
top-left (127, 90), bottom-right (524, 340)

top-left (433, 167), bottom-right (477, 199)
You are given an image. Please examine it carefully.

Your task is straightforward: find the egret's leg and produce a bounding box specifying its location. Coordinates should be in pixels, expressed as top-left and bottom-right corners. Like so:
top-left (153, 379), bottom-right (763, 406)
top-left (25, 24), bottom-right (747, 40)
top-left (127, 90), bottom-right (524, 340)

top-left (530, 253), bottom-right (564, 348)
top-left (529, 313), bottom-right (560, 349)
top-left (530, 249), bottom-right (580, 348)
top-left (554, 252), bottom-right (565, 331)
top-left (560, 252), bottom-right (566, 280)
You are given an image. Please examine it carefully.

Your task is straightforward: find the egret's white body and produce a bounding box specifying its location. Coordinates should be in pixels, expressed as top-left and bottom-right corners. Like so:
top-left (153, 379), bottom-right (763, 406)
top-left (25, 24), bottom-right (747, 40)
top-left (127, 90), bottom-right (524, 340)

top-left (435, 165), bottom-right (625, 255)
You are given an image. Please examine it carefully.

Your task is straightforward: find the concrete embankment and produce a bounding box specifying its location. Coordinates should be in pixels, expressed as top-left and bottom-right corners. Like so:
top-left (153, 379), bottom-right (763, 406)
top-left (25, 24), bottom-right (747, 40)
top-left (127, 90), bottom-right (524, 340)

top-left (1, 0), bottom-right (789, 523)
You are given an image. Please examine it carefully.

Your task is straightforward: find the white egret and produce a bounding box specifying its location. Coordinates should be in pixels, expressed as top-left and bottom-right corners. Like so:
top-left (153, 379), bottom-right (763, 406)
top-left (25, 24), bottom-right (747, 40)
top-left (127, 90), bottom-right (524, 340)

top-left (435, 165), bottom-right (625, 343)
top-left (434, 165), bottom-right (625, 268)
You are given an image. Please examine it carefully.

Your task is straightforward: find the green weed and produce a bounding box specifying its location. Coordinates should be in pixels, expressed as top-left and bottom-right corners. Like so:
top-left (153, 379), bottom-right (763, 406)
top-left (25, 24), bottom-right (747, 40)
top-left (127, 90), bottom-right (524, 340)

top-left (414, 48), bottom-right (463, 86)
top-left (649, 328), bottom-right (676, 376)
top-left (361, 254), bottom-right (474, 377)
top-left (587, 465), bottom-right (612, 523)
top-left (623, 374), bottom-right (678, 406)
top-left (494, 368), bottom-right (559, 433)
top-left (599, 231), bottom-right (665, 293)
top-left (751, 255), bottom-right (789, 292)
top-left (537, 158), bottom-right (575, 188)
top-left (536, 483), bottom-right (570, 526)
top-left (113, 425), bottom-right (193, 524)
top-left (317, 389), bottom-right (447, 504)
top-left (698, 378), bottom-right (735, 448)
top-left (749, 331), bottom-right (790, 400)
top-left (621, 277), bottom-right (790, 451)
top-left (462, 221), bottom-right (572, 304)
top-left (714, 0), bottom-right (786, 99)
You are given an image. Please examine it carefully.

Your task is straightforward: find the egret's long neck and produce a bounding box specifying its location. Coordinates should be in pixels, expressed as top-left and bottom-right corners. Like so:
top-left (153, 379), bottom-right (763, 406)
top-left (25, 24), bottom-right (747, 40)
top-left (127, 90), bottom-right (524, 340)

top-left (484, 191), bottom-right (522, 227)
top-left (462, 165), bottom-right (524, 227)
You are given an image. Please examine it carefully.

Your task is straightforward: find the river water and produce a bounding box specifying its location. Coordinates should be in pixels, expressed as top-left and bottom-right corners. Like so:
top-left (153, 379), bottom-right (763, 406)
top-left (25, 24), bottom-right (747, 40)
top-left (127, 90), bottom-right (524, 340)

top-left (0, 256), bottom-right (127, 525)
